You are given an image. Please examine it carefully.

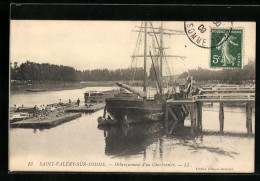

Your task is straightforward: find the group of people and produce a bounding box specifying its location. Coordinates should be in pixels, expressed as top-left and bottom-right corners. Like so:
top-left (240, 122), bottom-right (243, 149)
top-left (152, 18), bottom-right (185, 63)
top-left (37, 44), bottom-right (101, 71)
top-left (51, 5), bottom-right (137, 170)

top-left (33, 98), bottom-right (81, 117)
top-left (13, 98), bottom-right (81, 119)
top-left (33, 104), bottom-right (48, 117)
top-left (59, 98), bottom-right (80, 106)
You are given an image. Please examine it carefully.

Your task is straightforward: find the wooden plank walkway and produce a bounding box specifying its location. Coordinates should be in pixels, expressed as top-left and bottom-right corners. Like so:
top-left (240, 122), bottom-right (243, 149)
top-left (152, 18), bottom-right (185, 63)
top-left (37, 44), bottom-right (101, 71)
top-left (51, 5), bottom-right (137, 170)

top-left (65, 103), bottom-right (105, 113)
top-left (167, 93), bottom-right (255, 104)
top-left (201, 89), bottom-right (255, 93)
top-left (11, 113), bottom-right (82, 129)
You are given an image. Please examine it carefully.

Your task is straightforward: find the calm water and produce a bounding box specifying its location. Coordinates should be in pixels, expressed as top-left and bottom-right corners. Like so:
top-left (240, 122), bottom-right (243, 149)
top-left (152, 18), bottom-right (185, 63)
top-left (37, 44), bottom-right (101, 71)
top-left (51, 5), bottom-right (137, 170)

top-left (9, 87), bottom-right (255, 172)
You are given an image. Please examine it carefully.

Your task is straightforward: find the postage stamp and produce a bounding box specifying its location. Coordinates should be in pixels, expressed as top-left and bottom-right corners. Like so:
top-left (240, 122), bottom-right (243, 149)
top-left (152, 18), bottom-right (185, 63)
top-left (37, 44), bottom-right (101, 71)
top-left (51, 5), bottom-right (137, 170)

top-left (210, 29), bottom-right (243, 68)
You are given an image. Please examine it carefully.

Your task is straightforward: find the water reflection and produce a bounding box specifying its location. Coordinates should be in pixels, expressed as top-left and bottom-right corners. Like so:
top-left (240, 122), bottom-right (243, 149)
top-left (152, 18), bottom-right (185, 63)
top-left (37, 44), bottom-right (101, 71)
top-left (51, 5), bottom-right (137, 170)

top-left (98, 118), bottom-right (248, 160)
top-left (99, 122), bottom-right (165, 157)
top-left (174, 138), bottom-right (239, 159)
top-left (98, 120), bottom-right (198, 158)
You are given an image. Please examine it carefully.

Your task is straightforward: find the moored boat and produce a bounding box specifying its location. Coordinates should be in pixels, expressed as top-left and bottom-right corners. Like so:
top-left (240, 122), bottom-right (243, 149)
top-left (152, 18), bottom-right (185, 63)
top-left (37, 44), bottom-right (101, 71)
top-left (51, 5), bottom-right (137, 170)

top-left (84, 89), bottom-right (118, 103)
top-left (106, 96), bottom-right (186, 124)
top-left (26, 89), bottom-right (47, 92)
top-left (10, 113), bottom-right (32, 123)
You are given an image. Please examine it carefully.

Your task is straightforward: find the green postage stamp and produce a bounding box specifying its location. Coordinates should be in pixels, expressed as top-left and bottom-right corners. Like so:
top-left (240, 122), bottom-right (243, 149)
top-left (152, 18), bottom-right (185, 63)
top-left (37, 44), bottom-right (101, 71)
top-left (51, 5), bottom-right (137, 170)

top-left (210, 29), bottom-right (243, 68)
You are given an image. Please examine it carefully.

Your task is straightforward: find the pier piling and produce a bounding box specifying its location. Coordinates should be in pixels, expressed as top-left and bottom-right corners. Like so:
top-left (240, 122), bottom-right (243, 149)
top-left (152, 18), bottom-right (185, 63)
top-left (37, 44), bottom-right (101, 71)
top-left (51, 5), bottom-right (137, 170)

top-left (246, 102), bottom-right (253, 137)
top-left (190, 103), bottom-right (196, 138)
top-left (196, 102), bottom-right (203, 134)
top-left (219, 102), bottom-right (224, 135)
top-left (123, 115), bottom-right (128, 125)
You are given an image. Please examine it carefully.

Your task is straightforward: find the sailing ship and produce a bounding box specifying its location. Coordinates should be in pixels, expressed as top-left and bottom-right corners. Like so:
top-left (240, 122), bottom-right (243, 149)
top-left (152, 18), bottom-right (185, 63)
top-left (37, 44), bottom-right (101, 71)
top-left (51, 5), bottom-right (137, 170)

top-left (105, 21), bottom-right (191, 125)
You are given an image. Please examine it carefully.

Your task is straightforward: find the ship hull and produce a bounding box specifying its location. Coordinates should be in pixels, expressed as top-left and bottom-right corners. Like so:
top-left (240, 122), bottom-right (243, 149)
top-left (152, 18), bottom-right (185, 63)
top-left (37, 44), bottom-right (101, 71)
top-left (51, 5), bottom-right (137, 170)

top-left (105, 98), bottom-right (186, 124)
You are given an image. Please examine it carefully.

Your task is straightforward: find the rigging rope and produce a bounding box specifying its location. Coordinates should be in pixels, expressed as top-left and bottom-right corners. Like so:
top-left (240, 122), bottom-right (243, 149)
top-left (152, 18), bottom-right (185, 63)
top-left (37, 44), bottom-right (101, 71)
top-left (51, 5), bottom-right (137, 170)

top-left (150, 51), bottom-right (160, 94)
top-left (149, 21), bottom-right (160, 47)
top-left (130, 21), bottom-right (144, 83)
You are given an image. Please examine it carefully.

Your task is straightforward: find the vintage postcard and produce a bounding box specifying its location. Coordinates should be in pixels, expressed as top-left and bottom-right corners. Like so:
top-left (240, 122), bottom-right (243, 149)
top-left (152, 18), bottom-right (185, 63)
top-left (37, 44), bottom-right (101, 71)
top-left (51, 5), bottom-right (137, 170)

top-left (9, 20), bottom-right (255, 173)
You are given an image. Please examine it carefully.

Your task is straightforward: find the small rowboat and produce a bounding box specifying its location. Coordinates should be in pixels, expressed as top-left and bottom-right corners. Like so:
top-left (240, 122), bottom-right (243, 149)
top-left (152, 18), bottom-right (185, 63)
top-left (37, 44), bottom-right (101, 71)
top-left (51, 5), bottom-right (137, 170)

top-left (26, 89), bottom-right (47, 92)
top-left (10, 113), bottom-right (31, 123)
top-left (97, 116), bottom-right (117, 126)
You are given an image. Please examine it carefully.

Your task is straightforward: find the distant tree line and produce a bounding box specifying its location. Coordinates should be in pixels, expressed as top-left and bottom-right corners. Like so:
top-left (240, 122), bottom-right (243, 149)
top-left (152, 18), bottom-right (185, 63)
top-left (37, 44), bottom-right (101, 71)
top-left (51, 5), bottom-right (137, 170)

top-left (79, 68), bottom-right (144, 81)
top-left (10, 60), bottom-right (255, 83)
top-left (10, 61), bottom-right (144, 82)
top-left (178, 60), bottom-right (255, 83)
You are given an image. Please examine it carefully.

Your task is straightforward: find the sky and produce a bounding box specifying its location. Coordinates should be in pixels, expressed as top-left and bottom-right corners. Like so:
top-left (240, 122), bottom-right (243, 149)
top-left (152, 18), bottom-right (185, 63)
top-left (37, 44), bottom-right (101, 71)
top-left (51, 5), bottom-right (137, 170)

top-left (10, 21), bottom-right (256, 75)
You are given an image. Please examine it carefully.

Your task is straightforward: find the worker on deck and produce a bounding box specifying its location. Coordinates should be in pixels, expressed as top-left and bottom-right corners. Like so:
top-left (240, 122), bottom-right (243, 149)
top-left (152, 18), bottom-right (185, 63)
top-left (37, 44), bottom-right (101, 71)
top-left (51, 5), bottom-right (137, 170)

top-left (39, 105), bottom-right (43, 117)
top-left (180, 89), bottom-right (184, 99)
top-left (51, 105), bottom-right (55, 113)
top-left (175, 86), bottom-right (181, 100)
top-left (42, 104), bottom-right (46, 115)
top-left (59, 99), bottom-right (62, 105)
top-left (33, 105), bottom-right (37, 117)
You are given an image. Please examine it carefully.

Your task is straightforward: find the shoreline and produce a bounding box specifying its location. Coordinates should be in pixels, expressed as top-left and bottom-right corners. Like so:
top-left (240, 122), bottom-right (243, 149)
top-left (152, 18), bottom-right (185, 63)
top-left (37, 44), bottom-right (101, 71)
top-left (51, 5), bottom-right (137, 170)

top-left (10, 80), bottom-right (142, 94)
top-left (10, 85), bottom-right (87, 95)
top-left (10, 86), bottom-right (88, 95)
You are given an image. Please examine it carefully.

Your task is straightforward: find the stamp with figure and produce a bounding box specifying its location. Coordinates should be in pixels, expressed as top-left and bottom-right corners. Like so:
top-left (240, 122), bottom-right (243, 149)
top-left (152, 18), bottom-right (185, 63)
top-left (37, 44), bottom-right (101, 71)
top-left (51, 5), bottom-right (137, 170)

top-left (210, 29), bottom-right (243, 68)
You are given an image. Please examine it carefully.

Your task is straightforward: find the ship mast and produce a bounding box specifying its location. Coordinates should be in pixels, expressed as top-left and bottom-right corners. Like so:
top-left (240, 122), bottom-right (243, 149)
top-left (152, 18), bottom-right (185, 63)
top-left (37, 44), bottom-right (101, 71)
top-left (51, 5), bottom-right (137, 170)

top-left (159, 21), bottom-right (163, 93)
top-left (132, 21), bottom-right (186, 96)
top-left (143, 21), bottom-right (147, 93)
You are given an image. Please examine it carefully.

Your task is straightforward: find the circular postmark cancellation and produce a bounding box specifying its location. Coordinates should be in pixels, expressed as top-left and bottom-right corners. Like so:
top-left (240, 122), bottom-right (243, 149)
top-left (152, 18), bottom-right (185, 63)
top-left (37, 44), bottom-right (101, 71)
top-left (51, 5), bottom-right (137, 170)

top-left (184, 21), bottom-right (233, 49)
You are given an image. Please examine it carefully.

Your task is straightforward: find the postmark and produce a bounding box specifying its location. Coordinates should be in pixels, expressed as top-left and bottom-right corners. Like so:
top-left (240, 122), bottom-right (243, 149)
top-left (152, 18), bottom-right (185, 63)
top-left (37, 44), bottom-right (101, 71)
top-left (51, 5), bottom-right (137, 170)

top-left (210, 29), bottom-right (243, 68)
top-left (184, 21), bottom-right (233, 49)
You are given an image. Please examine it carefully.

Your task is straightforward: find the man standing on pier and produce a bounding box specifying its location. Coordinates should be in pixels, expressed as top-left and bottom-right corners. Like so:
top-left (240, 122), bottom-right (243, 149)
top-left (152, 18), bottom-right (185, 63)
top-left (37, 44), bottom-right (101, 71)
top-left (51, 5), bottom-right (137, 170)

top-left (33, 105), bottom-right (37, 117)
top-left (42, 104), bottom-right (46, 115)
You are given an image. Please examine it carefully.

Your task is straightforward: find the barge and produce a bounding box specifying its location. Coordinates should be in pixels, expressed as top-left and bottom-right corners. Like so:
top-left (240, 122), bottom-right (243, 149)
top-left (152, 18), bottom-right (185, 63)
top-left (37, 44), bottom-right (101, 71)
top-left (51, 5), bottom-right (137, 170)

top-left (84, 89), bottom-right (118, 103)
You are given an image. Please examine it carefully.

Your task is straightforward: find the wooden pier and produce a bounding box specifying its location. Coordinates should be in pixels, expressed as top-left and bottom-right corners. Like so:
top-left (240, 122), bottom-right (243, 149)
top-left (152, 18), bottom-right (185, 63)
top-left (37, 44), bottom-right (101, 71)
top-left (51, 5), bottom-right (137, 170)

top-left (10, 101), bottom-right (106, 129)
top-left (165, 93), bottom-right (255, 138)
top-left (11, 113), bottom-right (82, 129)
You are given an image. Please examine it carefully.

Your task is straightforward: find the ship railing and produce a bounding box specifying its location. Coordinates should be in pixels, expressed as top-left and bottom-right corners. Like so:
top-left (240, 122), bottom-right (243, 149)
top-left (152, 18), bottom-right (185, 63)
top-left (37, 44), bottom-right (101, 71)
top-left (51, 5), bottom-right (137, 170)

top-left (201, 86), bottom-right (255, 92)
top-left (194, 93), bottom-right (255, 102)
